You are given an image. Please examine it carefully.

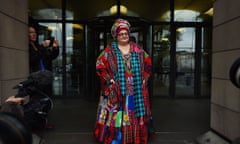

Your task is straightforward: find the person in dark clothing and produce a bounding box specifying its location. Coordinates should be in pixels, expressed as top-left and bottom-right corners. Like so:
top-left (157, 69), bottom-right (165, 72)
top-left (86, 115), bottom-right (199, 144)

top-left (29, 26), bottom-right (59, 73)
top-left (0, 70), bottom-right (54, 141)
top-left (29, 25), bottom-right (59, 130)
top-left (29, 25), bottom-right (59, 96)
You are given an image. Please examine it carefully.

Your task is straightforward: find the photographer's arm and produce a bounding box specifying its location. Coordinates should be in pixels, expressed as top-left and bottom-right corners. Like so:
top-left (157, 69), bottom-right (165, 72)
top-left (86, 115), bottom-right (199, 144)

top-left (5, 96), bottom-right (26, 104)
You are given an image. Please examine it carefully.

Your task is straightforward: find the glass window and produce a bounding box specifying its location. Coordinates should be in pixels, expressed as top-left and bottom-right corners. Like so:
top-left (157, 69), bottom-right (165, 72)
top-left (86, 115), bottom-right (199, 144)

top-left (175, 27), bottom-right (195, 97)
top-left (38, 22), bottom-right (63, 96)
top-left (201, 27), bottom-right (211, 97)
top-left (174, 10), bottom-right (202, 22)
top-left (152, 25), bottom-right (171, 97)
top-left (29, 0), bottom-right (62, 20)
top-left (65, 23), bottom-right (85, 96)
top-left (174, 0), bottom-right (213, 22)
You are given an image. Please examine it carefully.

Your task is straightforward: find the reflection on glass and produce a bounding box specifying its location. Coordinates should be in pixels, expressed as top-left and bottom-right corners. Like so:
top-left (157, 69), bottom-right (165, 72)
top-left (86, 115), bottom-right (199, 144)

top-left (163, 10), bottom-right (203, 22)
top-left (173, 0), bottom-right (213, 22)
top-left (153, 25), bottom-right (170, 97)
top-left (38, 22), bottom-right (63, 96)
top-left (65, 23), bottom-right (84, 97)
top-left (29, 0), bottom-right (63, 19)
top-left (175, 10), bottom-right (202, 22)
top-left (176, 27), bottom-right (195, 97)
top-left (201, 28), bottom-right (211, 97)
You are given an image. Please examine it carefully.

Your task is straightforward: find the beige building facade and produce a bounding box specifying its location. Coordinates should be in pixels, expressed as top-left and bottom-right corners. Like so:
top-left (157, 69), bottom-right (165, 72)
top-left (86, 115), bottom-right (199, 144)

top-left (0, 0), bottom-right (29, 103)
top-left (211, 0), bottom-right (240, 141)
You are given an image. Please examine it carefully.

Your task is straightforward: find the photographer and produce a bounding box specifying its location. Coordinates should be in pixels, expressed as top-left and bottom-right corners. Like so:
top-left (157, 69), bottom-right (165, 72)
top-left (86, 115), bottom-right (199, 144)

top-left (1, 70), bottom-right (54, 140)
top-left (29, 25), bottom-right (59, 73)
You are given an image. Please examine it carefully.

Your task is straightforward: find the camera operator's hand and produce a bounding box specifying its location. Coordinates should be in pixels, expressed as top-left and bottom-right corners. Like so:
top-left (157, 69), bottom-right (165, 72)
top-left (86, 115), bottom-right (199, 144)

top-left (42, 39), bottom-right (59, 48)
top-left (6, 96), bottom-right (26, 104)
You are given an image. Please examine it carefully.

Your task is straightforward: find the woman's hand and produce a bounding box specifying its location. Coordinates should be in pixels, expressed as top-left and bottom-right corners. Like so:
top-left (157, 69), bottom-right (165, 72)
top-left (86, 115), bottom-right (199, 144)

top-left (110, 79), bottom-right (115, 84)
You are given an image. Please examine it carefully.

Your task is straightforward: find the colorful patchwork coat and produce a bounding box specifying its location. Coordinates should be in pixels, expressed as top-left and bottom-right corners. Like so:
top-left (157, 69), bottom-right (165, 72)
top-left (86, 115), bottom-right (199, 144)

top-left (94, 41), bottom-right (153, 144)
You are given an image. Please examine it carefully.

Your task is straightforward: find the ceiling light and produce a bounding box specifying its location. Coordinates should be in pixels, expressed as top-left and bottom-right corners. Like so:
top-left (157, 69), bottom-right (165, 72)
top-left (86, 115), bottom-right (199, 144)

top-left (66, 36), bottom-right (74, 40)
top-left (72, 24), bottom-right (83, 30)
top-left (204, 8), bottom-right (213, 16)
top-left (176, 28), bottom-right (185, 33)
top-left (48, 26), bottom-right (57, 31)
top-left (161, 37), bottom-right (169, 41)
top-left (109, 5), bottom-right (127, 15)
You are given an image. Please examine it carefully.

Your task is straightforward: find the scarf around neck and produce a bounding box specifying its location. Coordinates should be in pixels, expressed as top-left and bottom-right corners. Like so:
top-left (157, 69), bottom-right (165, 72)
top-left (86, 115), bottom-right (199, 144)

top-left (111, 41), bottom-right (145, 117)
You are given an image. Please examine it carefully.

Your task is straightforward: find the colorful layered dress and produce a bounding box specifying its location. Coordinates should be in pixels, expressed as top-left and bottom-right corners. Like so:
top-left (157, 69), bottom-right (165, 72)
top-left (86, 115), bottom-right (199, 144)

top-left (94, 41), bottom-right (153, 144)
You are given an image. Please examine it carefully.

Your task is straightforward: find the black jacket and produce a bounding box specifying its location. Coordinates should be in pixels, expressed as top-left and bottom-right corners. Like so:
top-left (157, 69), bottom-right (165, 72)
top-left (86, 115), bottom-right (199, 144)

top-left (29, 43), bottom-right (59, 73)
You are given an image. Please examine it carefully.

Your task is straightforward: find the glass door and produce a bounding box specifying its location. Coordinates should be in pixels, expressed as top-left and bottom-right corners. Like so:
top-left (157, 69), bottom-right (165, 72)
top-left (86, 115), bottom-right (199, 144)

top-left (152, 25), bottom-right (171, 97)
top-left (175, 26), bottom-right (211, 98)
top-left (149, 25), bottom-right (211, 98)
top-left (175, 27), bottom-right (195, 97)
top-left (38, 22), bottom-right (86, 97)
top-left (65, 23), bottom-right (85, 97)
top-left (38, 22), bottom-right (63, 96)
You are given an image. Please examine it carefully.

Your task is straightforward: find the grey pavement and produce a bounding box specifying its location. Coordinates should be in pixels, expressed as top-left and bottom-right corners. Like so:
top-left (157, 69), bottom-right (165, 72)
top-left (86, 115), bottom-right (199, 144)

top-left (35, 98), bottom-right (211, 144)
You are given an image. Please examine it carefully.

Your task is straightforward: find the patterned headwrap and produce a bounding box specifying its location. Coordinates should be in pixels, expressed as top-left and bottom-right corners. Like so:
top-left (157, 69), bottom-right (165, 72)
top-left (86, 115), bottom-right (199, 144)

top-left (111, 18), bottom-right (131, 38)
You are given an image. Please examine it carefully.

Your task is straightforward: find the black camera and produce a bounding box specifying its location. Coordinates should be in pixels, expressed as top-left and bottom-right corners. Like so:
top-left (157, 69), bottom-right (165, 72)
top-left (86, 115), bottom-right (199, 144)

top-left (48, 36), bottom-right (55, 48)
top-left (13, 70), bottom-right (54, 116)
top-left (0, 71), bottom-right (54, 143)
top-left (14, 70), bottom-right (53, 98)
top-left (10, 70), bottom-right (53, 132)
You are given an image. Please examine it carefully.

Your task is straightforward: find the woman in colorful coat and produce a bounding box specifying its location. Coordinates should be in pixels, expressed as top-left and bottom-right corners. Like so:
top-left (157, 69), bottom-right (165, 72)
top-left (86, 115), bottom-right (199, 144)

top-left (94, 18), bottom-right (153, 144)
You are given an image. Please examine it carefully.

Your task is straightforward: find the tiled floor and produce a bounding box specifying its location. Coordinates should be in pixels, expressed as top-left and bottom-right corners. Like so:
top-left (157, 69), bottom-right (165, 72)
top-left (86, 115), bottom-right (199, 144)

top-left (40, 98), bottom-right (210, 144)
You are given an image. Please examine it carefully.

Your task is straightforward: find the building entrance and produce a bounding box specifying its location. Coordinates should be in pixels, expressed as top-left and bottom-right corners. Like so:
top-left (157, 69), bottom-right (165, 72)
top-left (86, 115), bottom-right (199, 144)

top-left (30, 16), bottom-right (212, 144)
top-left (36, 16), bottom-right (211, 99)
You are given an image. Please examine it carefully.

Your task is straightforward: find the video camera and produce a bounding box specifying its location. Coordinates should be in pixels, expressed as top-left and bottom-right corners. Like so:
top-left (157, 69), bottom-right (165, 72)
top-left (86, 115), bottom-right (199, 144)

top-left (14, 70), bottom-right (53, 98)
top-left (0, 70), bottom-right (54, 144)
top-left (13, 70), bottom-right (54, 117)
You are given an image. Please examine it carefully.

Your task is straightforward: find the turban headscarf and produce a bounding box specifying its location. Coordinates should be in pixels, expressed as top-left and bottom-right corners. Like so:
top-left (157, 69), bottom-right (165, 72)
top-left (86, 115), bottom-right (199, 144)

top-left (111, 18), bottom-right (131, 38)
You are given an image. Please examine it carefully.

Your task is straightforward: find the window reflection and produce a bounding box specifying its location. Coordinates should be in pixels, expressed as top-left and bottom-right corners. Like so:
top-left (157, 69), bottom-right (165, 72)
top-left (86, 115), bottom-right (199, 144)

top-left (153, 25), bottom-right (171, 97)
top-left (176, 28), bottom-right (195, 97)
top-left (162, 10), bottom-right (203, 22)
top-left (175, 10), bottom-right (202, 22)
top-left (38, 23), bottom-right (63, 96)
top-left (66, 23), bottom-right (85, 97)
top-left (31, 8), bottom-right (74, 20)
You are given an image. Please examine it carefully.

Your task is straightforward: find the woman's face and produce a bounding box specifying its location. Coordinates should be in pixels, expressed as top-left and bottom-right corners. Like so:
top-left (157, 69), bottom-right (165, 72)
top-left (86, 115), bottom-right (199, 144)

top-left (116, 29), bottom-right (129, 44)
top-left (29, 27), bottom-right (37, 42)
